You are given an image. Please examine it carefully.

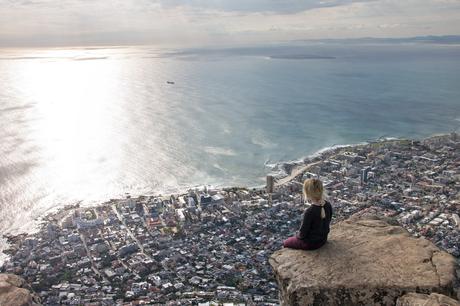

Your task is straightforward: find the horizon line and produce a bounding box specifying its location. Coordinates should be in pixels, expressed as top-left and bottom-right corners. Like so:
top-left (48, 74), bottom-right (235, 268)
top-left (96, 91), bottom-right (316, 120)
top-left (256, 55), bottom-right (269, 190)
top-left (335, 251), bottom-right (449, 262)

top-left (1, 34), bottom-right (460, 50)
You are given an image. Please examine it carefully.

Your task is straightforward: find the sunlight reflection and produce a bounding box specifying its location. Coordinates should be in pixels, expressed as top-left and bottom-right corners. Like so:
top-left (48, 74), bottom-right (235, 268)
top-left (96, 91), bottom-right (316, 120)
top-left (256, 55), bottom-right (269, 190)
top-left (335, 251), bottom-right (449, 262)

top-left (17, 49), bottom-right (125, 199)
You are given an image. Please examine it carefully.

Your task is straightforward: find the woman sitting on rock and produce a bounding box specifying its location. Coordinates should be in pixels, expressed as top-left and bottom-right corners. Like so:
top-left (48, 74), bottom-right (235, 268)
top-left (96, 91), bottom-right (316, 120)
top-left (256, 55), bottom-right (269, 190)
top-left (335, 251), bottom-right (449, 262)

top-left (283, 178), bottom-right (333, 250)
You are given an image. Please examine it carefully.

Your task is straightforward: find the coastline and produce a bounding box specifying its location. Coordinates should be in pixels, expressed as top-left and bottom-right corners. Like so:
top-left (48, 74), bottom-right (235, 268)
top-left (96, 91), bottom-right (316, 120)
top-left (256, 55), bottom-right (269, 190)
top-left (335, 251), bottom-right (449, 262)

top-left (0, 133), bottom-right (453, 252)
top-left (269, 138), bottom-right (400, 185)
top-left (269, 133), bottom-right (456, 185)
top-left (0, 132), bottom-right (455, 248)
top-left (0, 140), bottom-right (365, 266)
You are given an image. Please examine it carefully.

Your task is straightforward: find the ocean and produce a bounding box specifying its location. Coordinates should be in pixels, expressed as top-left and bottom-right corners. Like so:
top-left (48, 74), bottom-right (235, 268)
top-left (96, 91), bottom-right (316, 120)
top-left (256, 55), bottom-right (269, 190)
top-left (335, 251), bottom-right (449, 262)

top-left (1, 42), bottom-right (460, 246)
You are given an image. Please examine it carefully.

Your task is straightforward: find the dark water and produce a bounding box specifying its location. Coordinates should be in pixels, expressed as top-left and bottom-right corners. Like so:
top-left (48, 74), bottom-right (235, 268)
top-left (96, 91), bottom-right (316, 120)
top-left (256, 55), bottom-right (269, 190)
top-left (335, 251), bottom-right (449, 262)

top-left (0, 43), bottom-right (459, 244)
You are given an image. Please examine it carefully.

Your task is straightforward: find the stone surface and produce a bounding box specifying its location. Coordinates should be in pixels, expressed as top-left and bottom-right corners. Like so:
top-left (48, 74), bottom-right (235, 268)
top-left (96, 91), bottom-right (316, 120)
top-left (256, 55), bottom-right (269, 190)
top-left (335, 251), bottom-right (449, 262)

top-left (0, 274), bottom-right (41, 306)
top-left (397, 292), bottom-right (460, 306)
top-left (269, 214), bottom-right (459, 306)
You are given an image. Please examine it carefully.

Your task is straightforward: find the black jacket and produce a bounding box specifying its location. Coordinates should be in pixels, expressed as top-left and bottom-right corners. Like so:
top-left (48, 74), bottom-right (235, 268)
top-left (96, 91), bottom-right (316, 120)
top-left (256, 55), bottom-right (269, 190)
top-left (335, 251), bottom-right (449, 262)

top-left (296, 201), bottom-right (333, 245)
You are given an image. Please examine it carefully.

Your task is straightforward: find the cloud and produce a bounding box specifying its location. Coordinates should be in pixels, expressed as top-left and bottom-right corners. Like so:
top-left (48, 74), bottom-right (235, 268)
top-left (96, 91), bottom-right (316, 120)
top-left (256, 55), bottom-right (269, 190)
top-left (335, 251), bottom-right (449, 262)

top-left (0, 0), bottom-right (459, 47)
top-left (154, 0), bottom-right (377, 13)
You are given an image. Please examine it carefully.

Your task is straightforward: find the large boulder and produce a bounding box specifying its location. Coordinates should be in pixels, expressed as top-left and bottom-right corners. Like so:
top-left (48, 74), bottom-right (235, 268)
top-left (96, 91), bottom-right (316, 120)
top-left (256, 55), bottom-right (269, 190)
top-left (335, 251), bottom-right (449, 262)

top-left (269, 214), bottom-right (459, 306)
top-left (0, 274), bottom-right (41, 306)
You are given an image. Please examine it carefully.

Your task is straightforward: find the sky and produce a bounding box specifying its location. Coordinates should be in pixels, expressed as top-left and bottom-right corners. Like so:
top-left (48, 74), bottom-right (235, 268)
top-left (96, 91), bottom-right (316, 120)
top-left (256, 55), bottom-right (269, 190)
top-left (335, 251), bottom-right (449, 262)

top-left (1, 0), bottom-right (460, 47)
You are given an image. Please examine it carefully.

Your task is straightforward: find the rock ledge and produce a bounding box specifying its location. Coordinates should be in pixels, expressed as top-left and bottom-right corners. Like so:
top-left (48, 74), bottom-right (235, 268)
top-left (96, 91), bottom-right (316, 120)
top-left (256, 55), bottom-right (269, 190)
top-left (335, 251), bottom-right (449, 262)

top-left (269, 214), bottom-right (459, 306)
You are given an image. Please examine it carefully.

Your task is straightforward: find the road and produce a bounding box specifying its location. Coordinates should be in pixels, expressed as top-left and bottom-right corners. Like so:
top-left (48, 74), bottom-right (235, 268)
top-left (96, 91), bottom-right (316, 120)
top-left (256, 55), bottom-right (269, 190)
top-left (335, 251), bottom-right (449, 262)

top-left (111, 204), bottom-right (152, 259)
top-left (275, 161), bottom-right (321, 186)
top-left (79, 232), bottom-right (107, 281)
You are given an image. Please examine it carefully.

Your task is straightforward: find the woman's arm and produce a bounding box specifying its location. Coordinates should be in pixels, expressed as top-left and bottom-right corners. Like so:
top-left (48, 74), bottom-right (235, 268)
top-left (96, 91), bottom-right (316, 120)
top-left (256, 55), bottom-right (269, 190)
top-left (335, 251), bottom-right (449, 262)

top-left (296, 208), bottom-right (313, 240)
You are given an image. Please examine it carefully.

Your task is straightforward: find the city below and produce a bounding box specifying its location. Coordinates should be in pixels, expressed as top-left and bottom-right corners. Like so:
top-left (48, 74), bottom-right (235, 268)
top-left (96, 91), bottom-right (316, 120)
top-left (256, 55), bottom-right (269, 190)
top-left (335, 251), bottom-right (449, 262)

top-left (1, 133), bottom-right (459, 305)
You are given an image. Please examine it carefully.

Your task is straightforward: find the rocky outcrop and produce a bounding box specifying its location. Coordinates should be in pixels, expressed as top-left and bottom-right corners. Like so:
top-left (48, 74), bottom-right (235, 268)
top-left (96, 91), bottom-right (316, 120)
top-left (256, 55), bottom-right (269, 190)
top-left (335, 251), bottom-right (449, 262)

top-left (397, 292), bottom-right (460, 306)
top-left (269, 214), bottom-right (459, 306)
top-left (0, 274), bottom-right (41, 306)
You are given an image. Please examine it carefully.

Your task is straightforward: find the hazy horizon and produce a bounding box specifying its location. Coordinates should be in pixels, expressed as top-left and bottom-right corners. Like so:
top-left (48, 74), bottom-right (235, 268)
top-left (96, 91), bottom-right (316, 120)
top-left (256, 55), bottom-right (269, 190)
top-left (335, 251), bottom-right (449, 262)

top-left (0, 35), bottom-right (459, 51)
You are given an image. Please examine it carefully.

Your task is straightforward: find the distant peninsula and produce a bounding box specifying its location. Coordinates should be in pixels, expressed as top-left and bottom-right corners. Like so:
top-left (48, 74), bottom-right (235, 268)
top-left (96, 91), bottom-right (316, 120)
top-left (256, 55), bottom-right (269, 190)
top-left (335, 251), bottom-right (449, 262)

top-left (294, 35), bottom-right (460, 45)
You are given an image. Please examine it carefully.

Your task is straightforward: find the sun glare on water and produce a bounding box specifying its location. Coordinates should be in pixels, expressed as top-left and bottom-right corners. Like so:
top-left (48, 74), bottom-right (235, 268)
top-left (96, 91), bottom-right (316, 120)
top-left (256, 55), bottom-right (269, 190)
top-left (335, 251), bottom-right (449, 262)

top-left (1, 48), bottom-right (143, 233)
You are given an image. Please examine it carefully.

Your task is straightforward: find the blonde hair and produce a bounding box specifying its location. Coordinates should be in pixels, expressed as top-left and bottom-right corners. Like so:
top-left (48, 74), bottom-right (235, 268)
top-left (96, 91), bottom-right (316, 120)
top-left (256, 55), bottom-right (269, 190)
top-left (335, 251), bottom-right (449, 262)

top-left (303, 178), bottom-right (326, 219)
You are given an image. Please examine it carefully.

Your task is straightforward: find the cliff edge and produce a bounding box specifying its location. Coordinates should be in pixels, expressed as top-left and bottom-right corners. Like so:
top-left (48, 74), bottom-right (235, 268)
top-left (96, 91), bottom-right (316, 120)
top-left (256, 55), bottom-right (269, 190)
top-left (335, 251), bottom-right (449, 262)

top-left (0, 274), bottom-right (41, 306)
top-left (269, 214), bottom-right (459, 306)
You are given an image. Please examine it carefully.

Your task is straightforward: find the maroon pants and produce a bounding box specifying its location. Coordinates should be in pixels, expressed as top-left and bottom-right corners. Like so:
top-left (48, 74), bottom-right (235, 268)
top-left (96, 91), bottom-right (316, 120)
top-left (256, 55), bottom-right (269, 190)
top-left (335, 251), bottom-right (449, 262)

top-left (283, 236), bottom-right (324, 250)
